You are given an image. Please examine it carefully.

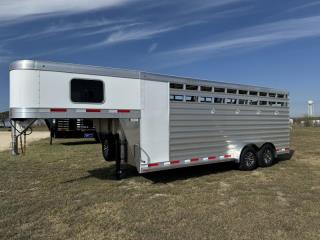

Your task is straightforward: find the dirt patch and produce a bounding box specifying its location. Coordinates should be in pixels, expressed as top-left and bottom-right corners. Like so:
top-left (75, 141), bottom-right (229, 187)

top-left (0, 131), bottom-right (50, 152)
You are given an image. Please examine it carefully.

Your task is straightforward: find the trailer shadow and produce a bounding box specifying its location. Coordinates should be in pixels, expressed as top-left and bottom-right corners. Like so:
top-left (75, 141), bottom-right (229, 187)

top-left (62, 162), bottom-right (237, 184)
top-left (62, 164), bottom-right (140, 183)
top-left (143, 162), bottom-right (237, 183)
top-left (63, 150), bottom-right (294, 184)
top-left (60, 141), bottom-right (98, 146)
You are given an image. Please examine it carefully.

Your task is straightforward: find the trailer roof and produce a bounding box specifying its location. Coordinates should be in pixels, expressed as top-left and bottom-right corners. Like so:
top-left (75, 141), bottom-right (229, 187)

top-left (10, 60), bottom-right (288, 94)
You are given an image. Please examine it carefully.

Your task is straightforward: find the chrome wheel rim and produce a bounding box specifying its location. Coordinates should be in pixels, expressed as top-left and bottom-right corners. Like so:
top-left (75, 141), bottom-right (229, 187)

top-left (263, 149), bottom-right (273, 164)
top-left (244, 151), bottom-right (256, 167)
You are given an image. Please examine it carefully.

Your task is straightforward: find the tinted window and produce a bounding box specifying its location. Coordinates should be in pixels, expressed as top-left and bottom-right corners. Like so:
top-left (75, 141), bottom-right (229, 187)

top-left (214, 88), bottom-right (225, 93)
top-left (277, 102), bottom-right (285, 107)
top-left (214, 98), bottom-right (225, 104)
top-left (239, 90), bottom-right (248, 95)
top-left (226, 98), bottom-right (237, 104)
top-left (186, 85), bottom-right (198, 91)
top-left (170, 83), bottom-right (183, 89)
top-left (186, 95), bottom-right (198, 102)
top-left (170, 95), bottom-right (184, 101)
top-left (200, 96), bottom-right (212, 103)
top-left (71, 79), bottom-right (104, 103)
top-left (249, 100), bottom-right (258, 105)
top-left (239, 99), bottom-right (248, 105)
top-left (227, 89), bottom-right (237, 94)
top-left (200, 86), bottom-right (212, 92)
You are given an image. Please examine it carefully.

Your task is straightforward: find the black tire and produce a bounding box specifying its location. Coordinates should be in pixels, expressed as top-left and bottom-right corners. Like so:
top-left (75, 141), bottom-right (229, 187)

top-left (239, 146), bottom-right (258, 171)
top-left (102, 135), bottom-right (115, 162)
top-left (258, 144), bottom-right (275, 167)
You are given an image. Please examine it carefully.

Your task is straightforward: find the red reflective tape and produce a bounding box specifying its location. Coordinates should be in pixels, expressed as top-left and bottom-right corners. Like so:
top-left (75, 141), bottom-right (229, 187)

top-left (170, 160), bottom-right (180, 165)
top-left (148, 163), bottom-right (159, 167)
top-left (50, 108), bottom-right (66, 112)
top-left (117, 109), bottom-right (130, 113)
top-left (191, 158), bottom-right (199, 162)
top-left (208, 156), bottom-right (217, 160)
top-left (224, 154), bottom-right (232, 158)
top-left (86, 109), bottom-right (101, 112)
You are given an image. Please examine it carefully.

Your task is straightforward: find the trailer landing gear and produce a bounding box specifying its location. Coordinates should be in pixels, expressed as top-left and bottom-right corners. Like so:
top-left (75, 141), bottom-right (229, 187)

top-left (10, 119), bottom-right (36, 155)
top-left (114, 134), bottom-right (122, 180)
top-left (102, 133), bottom-right (127, 180)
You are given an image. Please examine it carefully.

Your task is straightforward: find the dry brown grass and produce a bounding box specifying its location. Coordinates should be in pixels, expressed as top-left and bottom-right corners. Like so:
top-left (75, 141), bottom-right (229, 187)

top-left (0, 128), bottom-right (319, 240)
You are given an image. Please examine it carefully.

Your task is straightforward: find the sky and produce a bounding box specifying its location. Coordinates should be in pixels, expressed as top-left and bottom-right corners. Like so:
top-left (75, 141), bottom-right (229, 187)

top-left (0, 0), bottom-right (320, 116)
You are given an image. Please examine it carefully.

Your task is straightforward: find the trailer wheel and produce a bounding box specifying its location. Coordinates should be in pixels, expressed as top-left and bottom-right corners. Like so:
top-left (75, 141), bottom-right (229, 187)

top-left (102, 135), bottom-right (115, 162)
top-left (258, 144), bottom-right (275, 167)
top-left (239, 146), bottom-right (258, 171)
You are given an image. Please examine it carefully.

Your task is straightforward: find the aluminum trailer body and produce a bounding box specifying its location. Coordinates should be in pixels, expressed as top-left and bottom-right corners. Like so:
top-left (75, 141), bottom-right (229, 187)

top-left (9, 60), bottom-right (290, 176)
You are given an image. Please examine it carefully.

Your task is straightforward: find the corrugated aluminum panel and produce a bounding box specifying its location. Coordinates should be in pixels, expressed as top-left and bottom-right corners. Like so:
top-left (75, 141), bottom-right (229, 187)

top-left (169, 102), bottom-right (289, 161)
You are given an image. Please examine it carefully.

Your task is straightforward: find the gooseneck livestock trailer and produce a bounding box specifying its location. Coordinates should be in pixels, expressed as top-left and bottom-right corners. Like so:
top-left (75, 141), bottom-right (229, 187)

top-left (10, 60), bottom-right (290, 179)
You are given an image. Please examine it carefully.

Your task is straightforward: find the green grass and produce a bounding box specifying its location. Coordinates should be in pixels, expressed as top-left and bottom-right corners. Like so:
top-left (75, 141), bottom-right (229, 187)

top-left (0, 128), bottom-right (319, 240)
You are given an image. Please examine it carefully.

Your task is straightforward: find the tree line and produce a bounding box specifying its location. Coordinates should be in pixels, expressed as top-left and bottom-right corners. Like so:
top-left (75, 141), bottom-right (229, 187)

top-left (0, 111), bottom-right (9, 119)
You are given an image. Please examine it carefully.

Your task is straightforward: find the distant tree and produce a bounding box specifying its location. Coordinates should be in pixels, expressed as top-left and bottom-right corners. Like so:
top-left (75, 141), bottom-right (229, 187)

top-left (0, 111), bottom-right (9, 119)
top-left (301, 115), bottom-right (314, 127)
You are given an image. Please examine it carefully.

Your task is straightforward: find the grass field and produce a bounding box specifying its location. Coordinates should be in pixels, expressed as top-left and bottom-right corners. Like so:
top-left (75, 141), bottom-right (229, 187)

top-left (0, 128), bottom-right (319, 240)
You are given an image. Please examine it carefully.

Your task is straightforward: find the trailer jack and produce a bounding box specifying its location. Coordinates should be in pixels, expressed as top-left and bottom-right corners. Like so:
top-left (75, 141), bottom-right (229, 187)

top-left (114, 135), bottom-right (128, 180)
top-left (10, 119), bottom-right (36, 155)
